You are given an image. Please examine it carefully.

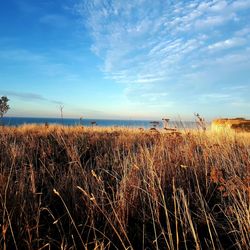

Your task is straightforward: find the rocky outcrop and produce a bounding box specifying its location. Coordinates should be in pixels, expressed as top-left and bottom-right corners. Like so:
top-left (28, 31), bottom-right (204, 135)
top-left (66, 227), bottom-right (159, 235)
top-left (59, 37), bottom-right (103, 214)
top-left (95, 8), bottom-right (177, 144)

top-left (211, 118), bottom-right (250, 132)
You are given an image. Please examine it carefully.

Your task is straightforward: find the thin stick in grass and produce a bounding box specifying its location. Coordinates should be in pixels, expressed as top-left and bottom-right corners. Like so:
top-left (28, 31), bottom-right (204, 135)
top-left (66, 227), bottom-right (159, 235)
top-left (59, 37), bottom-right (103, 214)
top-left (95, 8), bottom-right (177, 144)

top-left (53, 188), bottom-right (85, 248)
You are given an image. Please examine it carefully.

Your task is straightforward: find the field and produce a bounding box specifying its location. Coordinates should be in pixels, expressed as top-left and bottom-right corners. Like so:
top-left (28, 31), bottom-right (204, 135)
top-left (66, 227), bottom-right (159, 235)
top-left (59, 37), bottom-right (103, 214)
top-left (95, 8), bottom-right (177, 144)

top-left (0, 124), bottom-right (249, 249)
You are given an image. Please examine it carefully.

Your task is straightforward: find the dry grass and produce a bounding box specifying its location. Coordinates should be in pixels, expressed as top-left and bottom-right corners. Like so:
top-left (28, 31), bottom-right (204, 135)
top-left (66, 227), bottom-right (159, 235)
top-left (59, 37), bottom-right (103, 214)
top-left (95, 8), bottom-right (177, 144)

top-left (0, 124), bottom-right (249, 249)
top-left (212, 118), bottom-right (250, 132)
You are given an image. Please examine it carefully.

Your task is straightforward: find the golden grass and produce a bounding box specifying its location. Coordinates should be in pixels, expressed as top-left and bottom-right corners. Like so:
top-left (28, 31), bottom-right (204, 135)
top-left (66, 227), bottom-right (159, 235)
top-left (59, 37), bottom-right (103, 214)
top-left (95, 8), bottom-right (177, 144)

top-left (0, 124), bottom-right (249, 249)
top-left (212, 118), bottom-right (250, 132)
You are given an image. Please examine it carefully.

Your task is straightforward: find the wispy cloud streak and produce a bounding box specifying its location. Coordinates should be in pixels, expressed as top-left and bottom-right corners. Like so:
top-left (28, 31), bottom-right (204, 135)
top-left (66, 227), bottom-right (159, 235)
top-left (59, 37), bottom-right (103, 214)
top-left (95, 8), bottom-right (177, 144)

top-left (76, 0), bottom-right (250, 108)
top-left (1, 90), bottom-right (62, 105)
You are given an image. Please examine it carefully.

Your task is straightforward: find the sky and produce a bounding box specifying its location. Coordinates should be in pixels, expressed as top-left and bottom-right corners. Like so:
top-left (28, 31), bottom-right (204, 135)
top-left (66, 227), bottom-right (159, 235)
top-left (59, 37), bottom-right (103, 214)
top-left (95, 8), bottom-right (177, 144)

top-left (0, 0), bottom-right (250, 120)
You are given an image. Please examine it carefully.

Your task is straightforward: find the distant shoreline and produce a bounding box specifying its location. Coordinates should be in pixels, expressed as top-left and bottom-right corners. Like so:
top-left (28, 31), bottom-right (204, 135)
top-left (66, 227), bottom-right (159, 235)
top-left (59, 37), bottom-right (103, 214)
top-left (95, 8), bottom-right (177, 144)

top-left (2, 116), bottom-right (201, 129)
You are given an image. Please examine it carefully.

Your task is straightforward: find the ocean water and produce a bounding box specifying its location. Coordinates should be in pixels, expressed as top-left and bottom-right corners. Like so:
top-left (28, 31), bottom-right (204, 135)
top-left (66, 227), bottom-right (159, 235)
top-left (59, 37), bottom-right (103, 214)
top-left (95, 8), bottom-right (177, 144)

top-left (2, 117), bottom-right (199, 129)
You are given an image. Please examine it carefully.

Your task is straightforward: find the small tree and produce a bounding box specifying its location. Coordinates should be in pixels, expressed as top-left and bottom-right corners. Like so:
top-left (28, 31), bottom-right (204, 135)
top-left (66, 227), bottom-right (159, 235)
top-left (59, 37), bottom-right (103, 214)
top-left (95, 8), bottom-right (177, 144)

top-left (0, 96), bottom-right (10, 126)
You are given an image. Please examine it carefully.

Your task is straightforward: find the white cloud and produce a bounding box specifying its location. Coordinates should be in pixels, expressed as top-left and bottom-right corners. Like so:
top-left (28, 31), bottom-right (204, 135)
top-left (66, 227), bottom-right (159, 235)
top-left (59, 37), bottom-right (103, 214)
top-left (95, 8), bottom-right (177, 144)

top-left (214, 51), bottom-right (250, 65)
top-left (231, 0), bottom-right (250, 10)
top-left (210, 1), bottom-right (228, 12)
top-left (195, 14), bottom-right (235, 28)
top-left (76, 0), bottom-right (250, 106)
top-left (208, 37), bottom-right (246, 51)
top-left (198, 93), bottom-right (243, 105)
top-left (222, 85), bottom-right (248, 91)
top-left (133, 77), bottom-right (165, 84)
top-left (202, 93), bottom-right (232, 99)
top-left (231, 101), bottom-right (250, 107)
top-left (235, 26), bottom-right (250, 37)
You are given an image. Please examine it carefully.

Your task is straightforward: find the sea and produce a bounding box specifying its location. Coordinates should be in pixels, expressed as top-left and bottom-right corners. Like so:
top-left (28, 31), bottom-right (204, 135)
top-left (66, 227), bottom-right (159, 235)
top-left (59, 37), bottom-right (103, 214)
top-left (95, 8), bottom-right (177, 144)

top-left (2, 117), bottom-right (200, 129)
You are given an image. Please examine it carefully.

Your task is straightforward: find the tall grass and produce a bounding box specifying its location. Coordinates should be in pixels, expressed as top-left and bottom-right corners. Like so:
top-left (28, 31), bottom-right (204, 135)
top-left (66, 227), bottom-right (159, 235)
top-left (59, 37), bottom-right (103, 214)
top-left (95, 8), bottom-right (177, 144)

top-left (0, 124), bottom-right (249, 249)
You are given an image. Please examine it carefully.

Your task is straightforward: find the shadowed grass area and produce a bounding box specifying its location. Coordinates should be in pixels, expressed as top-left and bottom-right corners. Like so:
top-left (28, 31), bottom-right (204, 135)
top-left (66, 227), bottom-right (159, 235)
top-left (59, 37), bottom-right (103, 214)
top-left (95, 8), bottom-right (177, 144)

top-left (0, 124), bottom-right (249, 249)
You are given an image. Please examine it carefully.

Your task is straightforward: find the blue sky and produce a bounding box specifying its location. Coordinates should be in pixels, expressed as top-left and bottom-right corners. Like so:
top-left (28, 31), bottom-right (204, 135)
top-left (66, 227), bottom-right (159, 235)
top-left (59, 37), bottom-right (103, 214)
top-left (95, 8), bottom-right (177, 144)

top-left (0, 0), bottom-right (250, 120)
